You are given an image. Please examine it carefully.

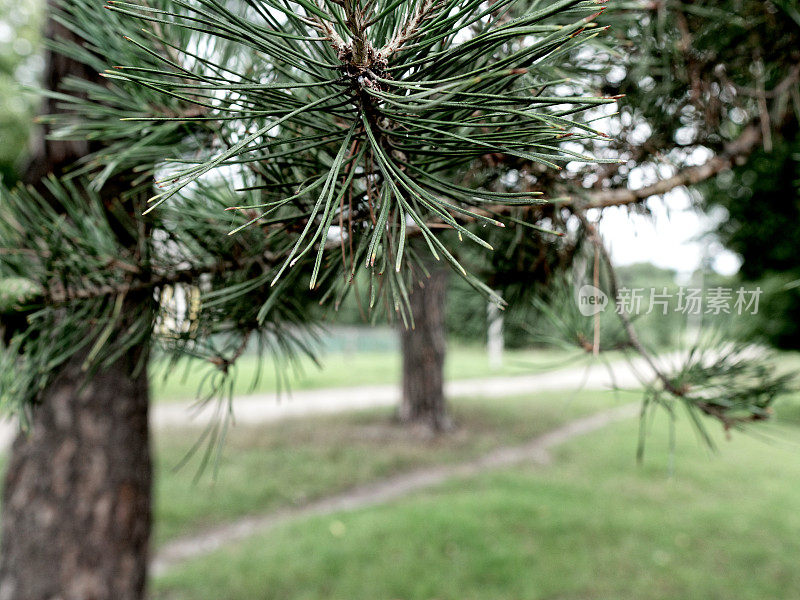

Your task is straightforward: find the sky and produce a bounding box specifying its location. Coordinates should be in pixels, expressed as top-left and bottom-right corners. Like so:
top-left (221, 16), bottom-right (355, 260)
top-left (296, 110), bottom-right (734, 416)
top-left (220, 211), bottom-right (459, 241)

top-left (599, 191), bottom-right (742, 279)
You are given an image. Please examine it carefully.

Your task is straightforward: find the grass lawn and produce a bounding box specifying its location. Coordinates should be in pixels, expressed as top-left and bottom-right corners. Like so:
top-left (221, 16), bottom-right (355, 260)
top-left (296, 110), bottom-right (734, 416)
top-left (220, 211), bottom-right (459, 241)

top-left (153, 388), bottom-right (630, 546)
top-left (151, 345), bottom-right (591, 402)
top-left (153, 395), bottom-right (800, 600)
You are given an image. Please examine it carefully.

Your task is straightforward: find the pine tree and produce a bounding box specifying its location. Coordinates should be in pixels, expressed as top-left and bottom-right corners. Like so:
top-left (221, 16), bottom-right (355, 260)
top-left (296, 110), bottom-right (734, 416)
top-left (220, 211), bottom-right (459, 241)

top-left (0, 0), bottom-right (617, 595)
top-left (0, 0), bottom-right (796, 596)
top-left (0, 5), bottom-right (157, 595)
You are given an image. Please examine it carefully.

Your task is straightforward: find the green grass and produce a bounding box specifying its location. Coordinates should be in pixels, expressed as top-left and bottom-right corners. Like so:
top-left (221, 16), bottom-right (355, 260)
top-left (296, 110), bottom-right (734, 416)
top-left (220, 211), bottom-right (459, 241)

top-left (151, 345), bottom-right (589, 402)
top-left (153, 397), bottom-right (800, 600)
top-left (153, 388), bottom-right (629, 546)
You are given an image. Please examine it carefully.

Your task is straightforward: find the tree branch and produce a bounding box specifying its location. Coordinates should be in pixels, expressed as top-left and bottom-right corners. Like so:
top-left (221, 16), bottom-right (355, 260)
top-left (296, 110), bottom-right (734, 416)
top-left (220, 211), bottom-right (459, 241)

top-left (577, 123), bottom-right (762, 210)
top-left (575, 212), bottom-right (686, 397)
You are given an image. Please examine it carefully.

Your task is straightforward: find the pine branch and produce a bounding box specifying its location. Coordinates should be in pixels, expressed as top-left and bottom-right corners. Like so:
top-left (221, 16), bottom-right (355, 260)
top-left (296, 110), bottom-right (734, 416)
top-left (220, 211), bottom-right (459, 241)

top-left (576, 212), bottom-right (685, 397)
top-left (575, 211), bottom-right (793, 439)
top-left (96, 0), bottom-right (615, 298)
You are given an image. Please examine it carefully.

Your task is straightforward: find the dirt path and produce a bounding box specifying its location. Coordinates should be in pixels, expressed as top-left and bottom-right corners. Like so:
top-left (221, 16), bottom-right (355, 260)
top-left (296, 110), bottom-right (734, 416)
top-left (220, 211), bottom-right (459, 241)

top-left (0, 353), bottom-right (670, 449)
top-left (151, 403), bottom-right (638, 576)
top-left (153, 353), bottom-right (662, 429)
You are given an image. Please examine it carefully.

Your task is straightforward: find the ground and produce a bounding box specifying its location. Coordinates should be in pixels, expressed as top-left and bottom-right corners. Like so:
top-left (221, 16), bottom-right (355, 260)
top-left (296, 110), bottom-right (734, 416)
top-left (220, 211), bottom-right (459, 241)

top-left (152, 388), bottom-right (628, 545)
top-left (2, 348), bottom-right (797, 598)
top-left (152, 396), bottom-right (800, 599)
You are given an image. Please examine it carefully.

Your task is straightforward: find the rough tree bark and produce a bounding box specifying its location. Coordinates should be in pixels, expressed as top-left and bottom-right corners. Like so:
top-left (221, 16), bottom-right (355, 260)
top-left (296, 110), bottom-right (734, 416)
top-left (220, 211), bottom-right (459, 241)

top-left (399, 267), bottom-right (451, 432)
top-left (0, 5), bottom-right (154, 599)
top-left (0, 338), bottom-right (152, 600)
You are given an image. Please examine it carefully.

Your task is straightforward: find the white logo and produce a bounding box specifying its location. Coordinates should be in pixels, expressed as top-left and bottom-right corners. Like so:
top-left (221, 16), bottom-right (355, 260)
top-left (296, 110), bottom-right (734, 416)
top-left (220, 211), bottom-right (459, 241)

top-left (577, 285), bottom-right (608, 316)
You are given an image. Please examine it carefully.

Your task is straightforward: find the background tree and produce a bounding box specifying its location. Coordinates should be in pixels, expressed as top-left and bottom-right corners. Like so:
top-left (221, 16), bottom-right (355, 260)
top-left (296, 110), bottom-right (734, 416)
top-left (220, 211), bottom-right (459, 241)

top-left (399, 260), bottom-right (449, 430)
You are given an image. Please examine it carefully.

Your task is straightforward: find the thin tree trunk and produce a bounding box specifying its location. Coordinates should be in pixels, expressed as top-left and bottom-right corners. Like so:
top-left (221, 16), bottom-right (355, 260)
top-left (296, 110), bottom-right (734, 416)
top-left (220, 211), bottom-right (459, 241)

top-left (0, 5), bottom-right (153, 598)
top-left (399, 267), bottom-right (451, 432)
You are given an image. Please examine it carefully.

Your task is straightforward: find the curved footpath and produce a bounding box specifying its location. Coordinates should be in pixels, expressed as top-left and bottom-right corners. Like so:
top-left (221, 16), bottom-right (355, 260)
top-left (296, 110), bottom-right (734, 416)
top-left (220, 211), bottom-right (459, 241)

top-left (154, 352), bottom-right (664, 429)
top-left (151, 403), bottom-right (638, 575)
top-left (149, 354), bottom-right (669, 574)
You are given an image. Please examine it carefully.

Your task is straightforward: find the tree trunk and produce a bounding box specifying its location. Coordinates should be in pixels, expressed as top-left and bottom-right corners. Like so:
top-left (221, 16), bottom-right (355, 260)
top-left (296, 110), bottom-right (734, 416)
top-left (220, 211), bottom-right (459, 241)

top-left (21, 4), bottom-right (102, 188)
top-left (0, 4), bottom-right (153, 598)
top-left (399, 267), bottom-right (451, 432)
top-left (0, 333), bottom-right (152, 600)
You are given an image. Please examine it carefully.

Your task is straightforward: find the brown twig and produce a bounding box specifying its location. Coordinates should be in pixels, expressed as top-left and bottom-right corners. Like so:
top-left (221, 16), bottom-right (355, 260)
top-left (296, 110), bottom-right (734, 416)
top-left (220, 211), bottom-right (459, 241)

top-left (576, 123), bottom-right (763, 210)
top-left (379, 0), bottom-right (445, 55)
top-left (575, 211), bottom-right (685, 397)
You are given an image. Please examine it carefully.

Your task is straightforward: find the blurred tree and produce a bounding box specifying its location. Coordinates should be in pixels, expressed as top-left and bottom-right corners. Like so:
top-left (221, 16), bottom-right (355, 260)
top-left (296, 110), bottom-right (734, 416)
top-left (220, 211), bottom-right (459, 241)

top-left (400, 262), bottom-right (449, 429)
top-left (0, 0), bottom-right (41, 183)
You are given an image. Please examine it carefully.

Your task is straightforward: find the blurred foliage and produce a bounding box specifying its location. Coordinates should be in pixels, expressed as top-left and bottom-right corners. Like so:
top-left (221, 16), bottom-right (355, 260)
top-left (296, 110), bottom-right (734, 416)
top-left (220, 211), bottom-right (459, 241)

top-left (0, 0), bottom-right (41, 183)
top-left (709, 139), bottom-right (800, 279)
top-left (738, 273), bottom-right (800, 349)
top-left (615, 263), bottom-right (682, 349)
top-left (704, 136), bottom-right (800, 349)
top-left (604, 0), bottom-right (800, 152)
top-left (588, 0), bottom-right (800, 355)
